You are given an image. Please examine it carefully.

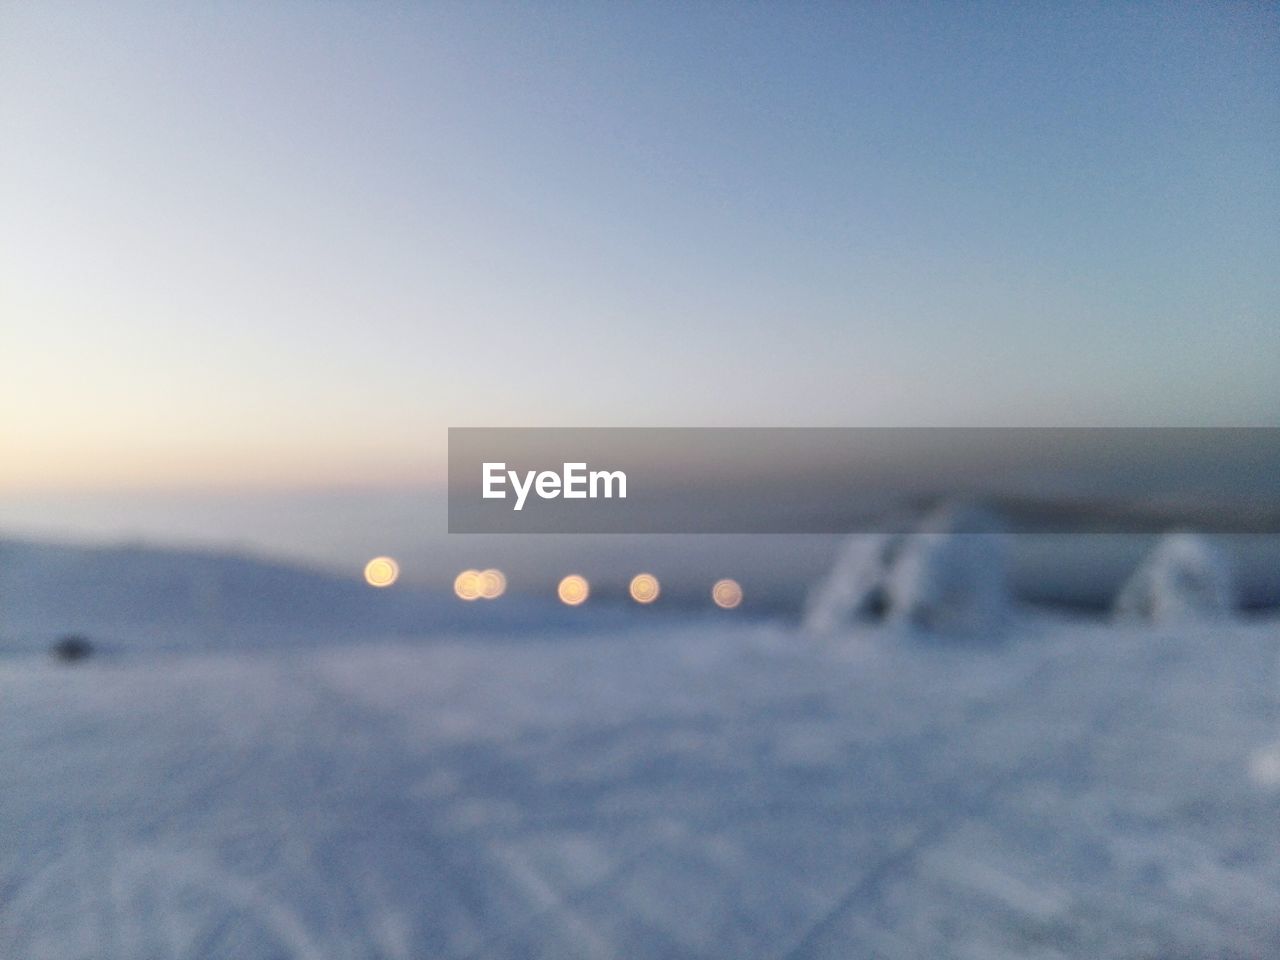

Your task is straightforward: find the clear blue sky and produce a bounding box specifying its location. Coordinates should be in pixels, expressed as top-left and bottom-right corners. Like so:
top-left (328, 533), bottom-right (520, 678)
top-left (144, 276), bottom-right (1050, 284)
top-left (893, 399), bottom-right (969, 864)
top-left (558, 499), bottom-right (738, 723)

top-left (2, 2), bottom-right (1277, 490)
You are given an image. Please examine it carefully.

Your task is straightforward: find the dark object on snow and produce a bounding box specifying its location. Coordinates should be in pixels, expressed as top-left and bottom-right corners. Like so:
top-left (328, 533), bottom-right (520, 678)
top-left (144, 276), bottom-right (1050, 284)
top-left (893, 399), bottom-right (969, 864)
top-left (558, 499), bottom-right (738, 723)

top-left (52, 635), bottom-right (93, 662)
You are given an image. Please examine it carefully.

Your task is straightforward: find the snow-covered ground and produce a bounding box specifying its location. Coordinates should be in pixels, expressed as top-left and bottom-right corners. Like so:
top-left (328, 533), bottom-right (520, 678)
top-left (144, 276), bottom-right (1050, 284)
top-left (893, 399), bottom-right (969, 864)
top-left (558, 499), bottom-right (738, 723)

top-left (2, 540), bottom-right (1279, 958)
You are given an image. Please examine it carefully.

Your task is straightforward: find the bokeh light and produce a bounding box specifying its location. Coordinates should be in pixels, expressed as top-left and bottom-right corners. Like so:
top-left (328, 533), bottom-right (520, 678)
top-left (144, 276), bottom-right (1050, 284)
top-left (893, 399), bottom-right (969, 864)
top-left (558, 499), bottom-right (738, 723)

top-left (478, 568), bottom-right (507, 600)
top-left (454, 569), bottom-right (481, 601)
top-left (363, 556), bottom-right (400, 588)
top-left (711, 578), bottom-right (743, 609)
top-left (629, 573), bottom-right (660, 604)
top-left (557, 574), bottom-right (590, 606)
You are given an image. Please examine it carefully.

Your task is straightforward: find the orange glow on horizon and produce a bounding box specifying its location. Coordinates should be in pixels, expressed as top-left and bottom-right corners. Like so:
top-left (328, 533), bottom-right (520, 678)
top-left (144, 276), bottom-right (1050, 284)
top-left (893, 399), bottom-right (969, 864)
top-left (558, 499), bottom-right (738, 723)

top-left (711, 578), bottom-right (742, 609)
top-left (478, 568), bottom-right (507, 599)
top-left (454, 569), bottom-right (481, 600)
top-left (363, 556), bottom-right (400, 588)
top-left (557, 574), bottom-right (589, 606)
top-left (629, 573), bottom-right (660, 604)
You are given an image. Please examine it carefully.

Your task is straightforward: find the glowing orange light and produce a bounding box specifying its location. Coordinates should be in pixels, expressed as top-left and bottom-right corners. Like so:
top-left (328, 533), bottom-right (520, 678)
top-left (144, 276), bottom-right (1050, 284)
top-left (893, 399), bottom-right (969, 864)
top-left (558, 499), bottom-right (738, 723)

top-left (711, 578), bottom-right (742, 609)
top-left (478, 568), bottom-right (507, 599)
top-left (364, 556), bottom-right (400, 588)
top-left (557, 574), bottom-right (590, 606)
top-left (454, 569), bottom-right (481, 601)
top-left (629, 573), bottom-right (660, 604)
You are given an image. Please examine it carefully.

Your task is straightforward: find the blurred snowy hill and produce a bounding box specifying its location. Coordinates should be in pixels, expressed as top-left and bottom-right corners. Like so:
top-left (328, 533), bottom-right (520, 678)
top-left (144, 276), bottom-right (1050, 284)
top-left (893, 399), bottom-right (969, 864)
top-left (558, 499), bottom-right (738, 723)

top-left (0, 538), bottom-right (625, 654)
top-left (2, 534), bottom-right (1279, 958)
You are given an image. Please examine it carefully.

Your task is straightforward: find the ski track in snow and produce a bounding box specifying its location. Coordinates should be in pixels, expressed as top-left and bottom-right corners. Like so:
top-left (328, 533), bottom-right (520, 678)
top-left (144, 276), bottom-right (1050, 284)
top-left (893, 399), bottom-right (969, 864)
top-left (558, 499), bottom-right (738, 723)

top-left (2, 618), bottom-right (1280, 958)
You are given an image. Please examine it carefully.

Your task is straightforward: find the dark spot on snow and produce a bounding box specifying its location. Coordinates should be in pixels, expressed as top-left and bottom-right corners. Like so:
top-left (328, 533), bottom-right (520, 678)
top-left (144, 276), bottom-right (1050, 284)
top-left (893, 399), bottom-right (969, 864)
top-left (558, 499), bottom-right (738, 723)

top-left (51, 635), bottom-right (93, 663)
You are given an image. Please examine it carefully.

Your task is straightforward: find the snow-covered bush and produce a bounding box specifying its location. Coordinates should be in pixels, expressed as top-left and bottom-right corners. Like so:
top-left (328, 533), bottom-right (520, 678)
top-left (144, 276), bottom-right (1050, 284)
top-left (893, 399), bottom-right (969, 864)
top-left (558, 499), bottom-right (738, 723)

top-left (801, 533), bottom-right (898, 633)
top-left (883, 504), bottom-right (1009, 636)
top-left (1113, 532), bottom-right (1235, 624)
top-left (804, 503), bottom-right (1009, 638)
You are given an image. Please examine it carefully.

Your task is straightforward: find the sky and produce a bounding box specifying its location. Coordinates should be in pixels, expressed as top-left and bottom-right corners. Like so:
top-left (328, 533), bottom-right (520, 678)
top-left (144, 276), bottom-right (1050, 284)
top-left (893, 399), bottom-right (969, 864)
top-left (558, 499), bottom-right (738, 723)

top-left (2, 1), bottom-right (1278, 492)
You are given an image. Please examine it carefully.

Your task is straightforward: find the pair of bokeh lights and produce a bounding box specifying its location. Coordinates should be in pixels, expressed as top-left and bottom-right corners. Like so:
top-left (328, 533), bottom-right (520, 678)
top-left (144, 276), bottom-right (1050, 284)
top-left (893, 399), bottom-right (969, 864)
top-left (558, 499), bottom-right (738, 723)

top-left (363, 557), bottom-right (742, 609)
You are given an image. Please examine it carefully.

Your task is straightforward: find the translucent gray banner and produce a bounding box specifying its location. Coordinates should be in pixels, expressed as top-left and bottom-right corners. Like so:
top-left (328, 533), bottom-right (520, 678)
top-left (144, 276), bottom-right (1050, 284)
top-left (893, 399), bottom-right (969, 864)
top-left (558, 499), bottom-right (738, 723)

top-left (448, 428), bottom-right (1280, 534)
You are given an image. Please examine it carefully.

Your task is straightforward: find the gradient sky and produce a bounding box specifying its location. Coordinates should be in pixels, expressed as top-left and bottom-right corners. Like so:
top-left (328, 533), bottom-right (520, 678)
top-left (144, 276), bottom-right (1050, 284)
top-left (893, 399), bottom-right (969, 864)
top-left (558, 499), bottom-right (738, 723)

top-left (2, 2), bottom-right (1277, 491)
